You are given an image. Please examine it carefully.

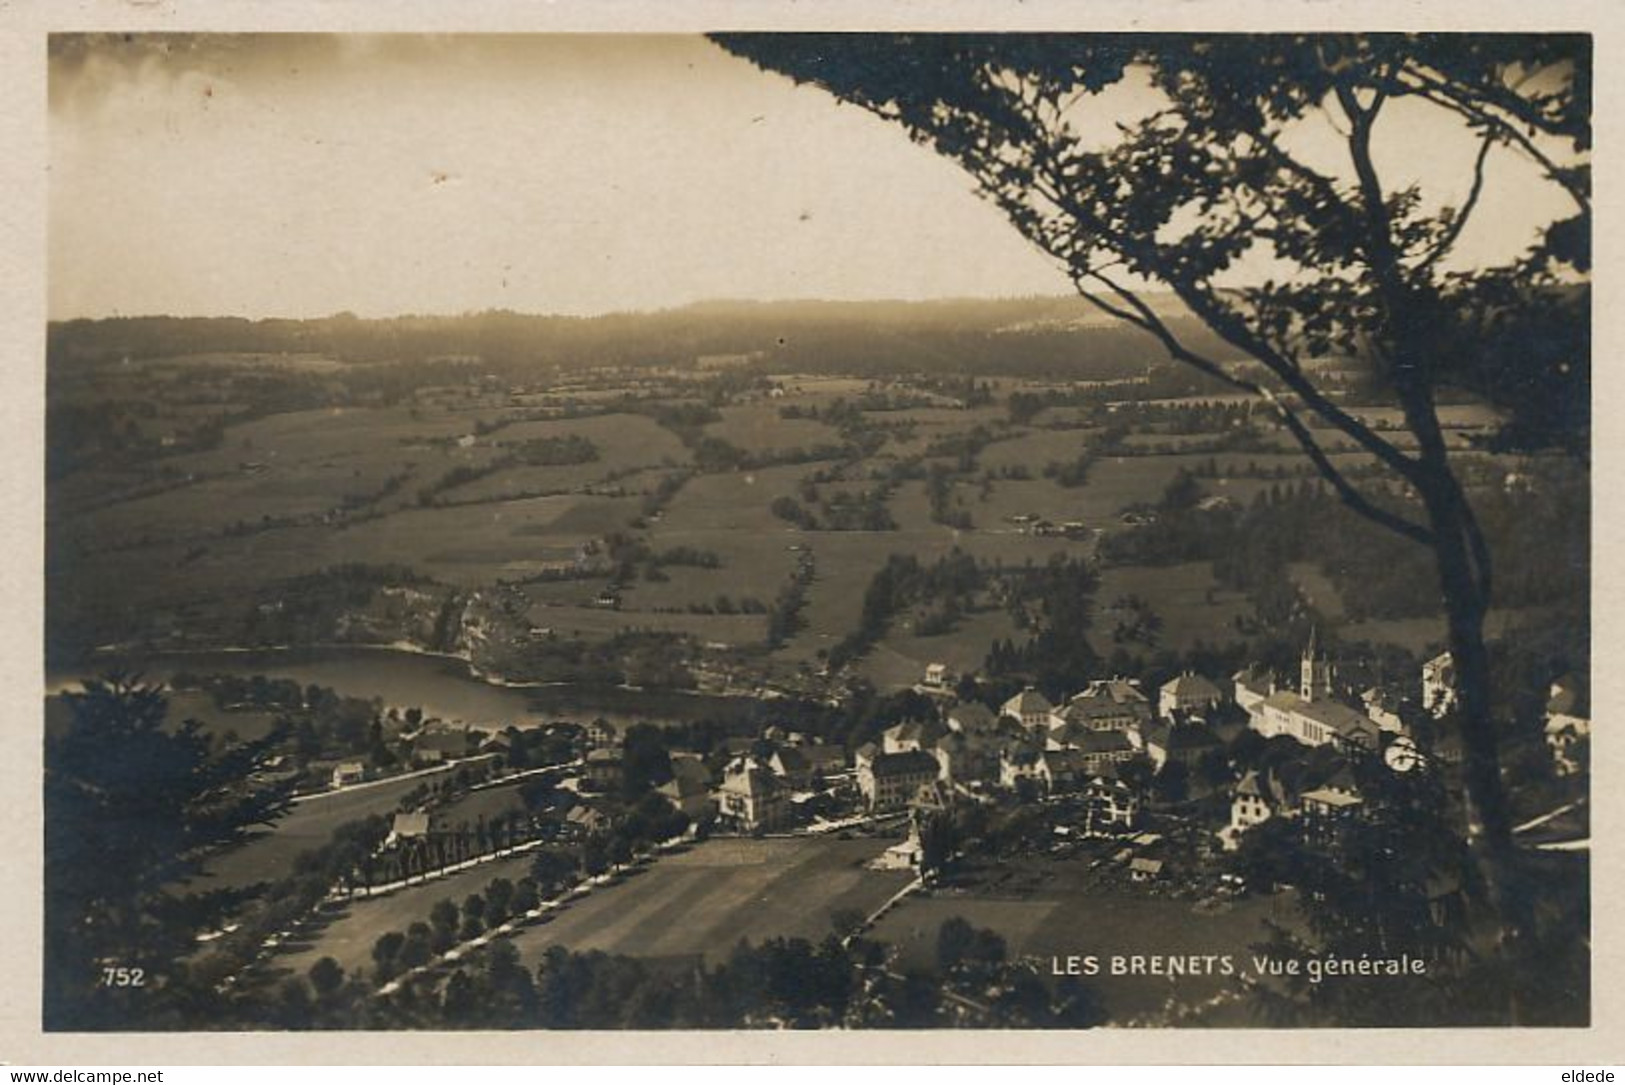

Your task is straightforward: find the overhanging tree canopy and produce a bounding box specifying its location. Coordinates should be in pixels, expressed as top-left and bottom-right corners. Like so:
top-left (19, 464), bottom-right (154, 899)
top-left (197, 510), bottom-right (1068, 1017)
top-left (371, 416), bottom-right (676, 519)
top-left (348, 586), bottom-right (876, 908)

top-left (712, 30), bottom-right (1590, 984)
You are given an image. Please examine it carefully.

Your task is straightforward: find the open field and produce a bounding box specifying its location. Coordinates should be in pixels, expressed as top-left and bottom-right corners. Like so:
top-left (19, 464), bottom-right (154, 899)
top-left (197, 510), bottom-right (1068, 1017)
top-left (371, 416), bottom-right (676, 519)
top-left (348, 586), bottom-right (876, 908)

top-left (114, 492), bottom-right (638, 596)
top-left (870, 858), bottom-right (1288, 1022)
top-left (858, 608), bottom-right (1026, 690)
top-left (270, 851), bottom-right (540, 981)
top-left (704, 403), bottom-right (840, 453)
top-left (440, 413), bottom-right (691, 503)
top-left (777, 532), bottom-right (946, 665)
top-left (629, 465), bottom-right (815, 615)
top-left (1338, 606), bottom-right (1557, 655)
top-left (526, 604), bottom-right (768, 647)
top-left (50, 359), bottom-right (1244, 664)
top-left (1074, 456), bottom-right (1212, 522)
top-left (277, 833), bottom-right (923, 984)
top-left (975, 428), bottom-right (1096, 473)
top-left (196, 767), bottom-right (466, 893)
top-left (51, 353), bottom-right (1559, 691)
top-left (507, 836), bottom-right (914, 969)
top-left (1288, 562), bottom-right (1348, 620)
top-left (655, 464), bottom-right (814, 534)
top-left (433, 780), bottom-right (532, 828)
top-left (1090, 562), bottom-right (1253, 654)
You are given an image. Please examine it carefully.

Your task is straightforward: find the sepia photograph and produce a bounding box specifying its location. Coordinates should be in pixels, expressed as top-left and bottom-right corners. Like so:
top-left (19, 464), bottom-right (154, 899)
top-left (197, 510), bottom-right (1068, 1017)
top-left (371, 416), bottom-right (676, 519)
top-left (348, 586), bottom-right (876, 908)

top-left (40, 27), bottom-right (1591, 1038)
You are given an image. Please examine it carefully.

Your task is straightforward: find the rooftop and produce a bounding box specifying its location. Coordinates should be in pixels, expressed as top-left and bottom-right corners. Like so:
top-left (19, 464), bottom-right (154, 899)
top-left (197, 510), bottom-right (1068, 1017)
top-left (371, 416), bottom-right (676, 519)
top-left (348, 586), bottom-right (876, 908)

top-left (871, 750), bottom-right (942, 778)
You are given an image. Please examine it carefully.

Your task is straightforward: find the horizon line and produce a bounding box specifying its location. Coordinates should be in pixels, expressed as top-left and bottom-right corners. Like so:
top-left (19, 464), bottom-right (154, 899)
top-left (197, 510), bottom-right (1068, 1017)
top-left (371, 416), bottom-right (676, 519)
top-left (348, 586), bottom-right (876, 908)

top-left (45, 290), bottom-right (1176, 327)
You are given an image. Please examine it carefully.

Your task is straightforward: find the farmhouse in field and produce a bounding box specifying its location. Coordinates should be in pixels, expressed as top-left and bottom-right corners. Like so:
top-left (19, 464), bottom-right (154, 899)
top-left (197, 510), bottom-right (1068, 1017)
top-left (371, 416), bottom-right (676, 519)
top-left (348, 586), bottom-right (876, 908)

top-left (387, 811), bottom-right (439, 844)
top-left (331, 761), bottom-right (367, 788)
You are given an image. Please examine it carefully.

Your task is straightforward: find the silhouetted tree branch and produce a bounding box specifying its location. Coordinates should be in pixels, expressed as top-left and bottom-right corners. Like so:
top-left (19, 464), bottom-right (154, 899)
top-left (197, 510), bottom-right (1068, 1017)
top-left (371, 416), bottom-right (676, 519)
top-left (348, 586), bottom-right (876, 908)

top-left (712, 32), bottom-right (1590, 1015)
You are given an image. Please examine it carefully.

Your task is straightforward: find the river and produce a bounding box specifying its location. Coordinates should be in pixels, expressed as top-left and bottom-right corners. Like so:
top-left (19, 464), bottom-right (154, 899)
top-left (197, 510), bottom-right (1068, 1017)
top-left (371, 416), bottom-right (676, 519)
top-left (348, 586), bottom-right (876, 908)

top-left (46, 644), bottom-right (762, 731)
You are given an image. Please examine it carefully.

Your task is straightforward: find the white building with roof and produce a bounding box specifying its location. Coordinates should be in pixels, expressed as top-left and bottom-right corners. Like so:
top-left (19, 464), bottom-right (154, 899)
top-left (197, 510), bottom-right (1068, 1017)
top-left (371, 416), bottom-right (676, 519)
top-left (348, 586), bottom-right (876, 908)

top-left (1158, 672), bottom-right (1226, 719)
top-left (1422, 652), bottom-right (1457, 718)
top-left (714, 757), bottom-right (788, 832)
top-left (1055, 678), bottom-right (1152, 733)
top-left (1001, 687), bottom-right (1055, 732)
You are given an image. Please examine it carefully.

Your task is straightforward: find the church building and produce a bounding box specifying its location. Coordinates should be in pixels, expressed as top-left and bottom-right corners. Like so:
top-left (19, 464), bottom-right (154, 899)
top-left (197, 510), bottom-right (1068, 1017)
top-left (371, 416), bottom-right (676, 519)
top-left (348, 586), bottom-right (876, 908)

top-left (1241, 629), bottom-right (1380, 751)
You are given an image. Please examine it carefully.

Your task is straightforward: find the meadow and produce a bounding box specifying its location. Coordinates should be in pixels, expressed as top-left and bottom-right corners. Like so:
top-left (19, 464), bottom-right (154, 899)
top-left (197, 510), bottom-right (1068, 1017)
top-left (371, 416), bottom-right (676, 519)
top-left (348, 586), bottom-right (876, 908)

top-left (51, 351), bottom-right (1539, 689)
top-left (1091, 563), bottom-right (1253, 655)
top-left (869, 858), bottom-right (1287, 1022)
top-left (507, 836), bottom-right (913, 969)
top-left (273, 834), bottom-right (913, 981)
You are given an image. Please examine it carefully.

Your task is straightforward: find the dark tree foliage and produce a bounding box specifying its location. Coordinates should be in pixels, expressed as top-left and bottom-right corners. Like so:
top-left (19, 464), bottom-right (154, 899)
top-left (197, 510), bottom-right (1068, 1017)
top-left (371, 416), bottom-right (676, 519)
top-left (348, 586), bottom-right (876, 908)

top-left (1241, 757), bottom-right (1585, 1026)
top-left (362, 921), bottom-right (1105, 1030)
top-left (44, 674), bottom-right (293, 1029)
top-left (712, 32), bottom-right (1589, 1006)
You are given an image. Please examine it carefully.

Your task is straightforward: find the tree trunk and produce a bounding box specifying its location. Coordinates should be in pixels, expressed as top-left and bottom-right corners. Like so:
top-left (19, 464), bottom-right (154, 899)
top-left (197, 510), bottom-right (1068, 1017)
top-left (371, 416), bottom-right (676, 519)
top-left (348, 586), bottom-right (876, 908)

top-left (1414, 461), bottom-right (1534, 1018)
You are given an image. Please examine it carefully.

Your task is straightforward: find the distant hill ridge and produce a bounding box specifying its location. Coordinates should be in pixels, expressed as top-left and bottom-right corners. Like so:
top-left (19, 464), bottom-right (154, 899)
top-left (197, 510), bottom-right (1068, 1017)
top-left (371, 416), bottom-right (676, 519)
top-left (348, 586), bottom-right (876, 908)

top-left (48, 293), bottom-right (1235, 381)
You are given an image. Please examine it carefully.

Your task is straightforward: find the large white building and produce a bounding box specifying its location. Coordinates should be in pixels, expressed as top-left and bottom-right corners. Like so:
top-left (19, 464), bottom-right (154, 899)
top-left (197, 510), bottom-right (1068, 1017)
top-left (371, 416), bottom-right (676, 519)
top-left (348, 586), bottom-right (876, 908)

top-left (1158, 672), bottom-right (1226, 719)
top-left (714, 757), bottom-right (788, 831)
top-left (1241, 631), bottom-right (1379, 751)
top-left (856, 746), bottom-right (942, 811)
top-left (1001, 687), bottom-right (1056, 733)
top-left (1053, 678), bottom-right (1153, 733)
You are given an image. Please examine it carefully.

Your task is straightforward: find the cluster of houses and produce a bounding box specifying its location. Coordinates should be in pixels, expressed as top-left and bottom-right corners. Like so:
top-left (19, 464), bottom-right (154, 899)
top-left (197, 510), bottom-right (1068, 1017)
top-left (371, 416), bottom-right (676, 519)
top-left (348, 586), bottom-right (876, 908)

top-left (853, 634), bottom-right (1402, 855)
top-left (574, 725), bottom-right (850, 835)
top-left (1422, 649), bottom-right (1590, 776)
top-left (326, 720), bottom-right (511, 790)
top-left (910, 629), bottom-right (1587, 858)
top-left (346, 628), bottom-right (1591, 882)
top-left (1004, 513), bottom-right (1091, 539)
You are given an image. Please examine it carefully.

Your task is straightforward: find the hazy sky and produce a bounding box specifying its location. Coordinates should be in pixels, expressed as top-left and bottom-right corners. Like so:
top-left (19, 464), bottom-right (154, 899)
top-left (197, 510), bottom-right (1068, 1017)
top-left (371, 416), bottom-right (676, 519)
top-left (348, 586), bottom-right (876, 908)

top-left (47, 34), bottom-right (1578, 321)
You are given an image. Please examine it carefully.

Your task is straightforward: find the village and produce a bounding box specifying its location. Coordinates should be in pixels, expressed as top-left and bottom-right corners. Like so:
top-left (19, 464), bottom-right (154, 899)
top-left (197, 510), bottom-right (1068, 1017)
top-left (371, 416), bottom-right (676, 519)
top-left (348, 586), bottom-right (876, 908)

top-left (320, 627), bottom-right (1588, 908)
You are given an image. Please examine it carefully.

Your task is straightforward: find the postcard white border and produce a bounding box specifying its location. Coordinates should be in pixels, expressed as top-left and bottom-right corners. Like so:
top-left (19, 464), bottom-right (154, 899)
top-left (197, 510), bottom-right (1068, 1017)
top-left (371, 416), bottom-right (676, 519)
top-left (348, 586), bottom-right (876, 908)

top-left (2, 0), bottom-right (1618, 1065)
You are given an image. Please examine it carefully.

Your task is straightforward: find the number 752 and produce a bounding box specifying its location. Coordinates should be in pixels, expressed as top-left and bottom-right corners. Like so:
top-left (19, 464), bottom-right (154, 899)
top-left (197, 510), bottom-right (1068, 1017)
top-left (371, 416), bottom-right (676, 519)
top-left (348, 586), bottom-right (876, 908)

top-left (100, 966), bottom-right (145, 988)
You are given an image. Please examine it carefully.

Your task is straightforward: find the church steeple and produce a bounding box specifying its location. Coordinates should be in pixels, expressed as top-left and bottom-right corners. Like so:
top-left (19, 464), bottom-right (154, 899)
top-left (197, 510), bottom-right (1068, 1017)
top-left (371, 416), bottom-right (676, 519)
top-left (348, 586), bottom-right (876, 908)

top-left (1301, 626), bottom-right (1333, 701)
